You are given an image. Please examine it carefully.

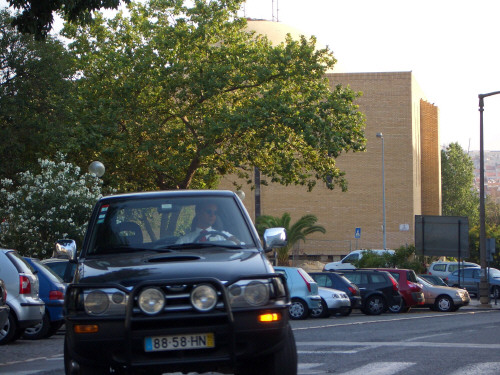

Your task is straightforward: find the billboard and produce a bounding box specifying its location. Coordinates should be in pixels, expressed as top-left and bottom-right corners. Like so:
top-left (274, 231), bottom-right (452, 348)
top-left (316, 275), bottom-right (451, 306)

top-left (415, 215), bottom-right (469, 258)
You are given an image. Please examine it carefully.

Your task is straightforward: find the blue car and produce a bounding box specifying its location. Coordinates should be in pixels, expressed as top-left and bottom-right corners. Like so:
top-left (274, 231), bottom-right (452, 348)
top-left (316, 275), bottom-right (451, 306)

top-left (274, 266), bottom-right (321, 320)
top-left (23, 258), bottom-right (66, 339)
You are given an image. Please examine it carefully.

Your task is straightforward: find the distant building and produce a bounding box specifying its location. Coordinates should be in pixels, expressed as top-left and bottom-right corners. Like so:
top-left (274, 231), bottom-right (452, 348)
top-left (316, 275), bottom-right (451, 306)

top-left (219, 20), bottom-right (441, 261)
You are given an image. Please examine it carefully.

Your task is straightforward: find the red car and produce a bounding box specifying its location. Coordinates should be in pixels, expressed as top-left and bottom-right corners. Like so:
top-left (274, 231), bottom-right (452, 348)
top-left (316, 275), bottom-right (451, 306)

top-left (376, 268), bottom-right (425, 313)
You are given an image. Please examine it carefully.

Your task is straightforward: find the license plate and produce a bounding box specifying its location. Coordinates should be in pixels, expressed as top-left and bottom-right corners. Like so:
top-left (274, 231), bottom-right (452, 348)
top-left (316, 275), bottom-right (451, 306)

top-left (144, 333), bottom-right (215, 352)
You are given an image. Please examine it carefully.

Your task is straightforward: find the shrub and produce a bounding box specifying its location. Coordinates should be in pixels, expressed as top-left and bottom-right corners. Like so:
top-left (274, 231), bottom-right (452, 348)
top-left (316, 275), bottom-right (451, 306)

top-left (0, 154), bottom-right (103, 258)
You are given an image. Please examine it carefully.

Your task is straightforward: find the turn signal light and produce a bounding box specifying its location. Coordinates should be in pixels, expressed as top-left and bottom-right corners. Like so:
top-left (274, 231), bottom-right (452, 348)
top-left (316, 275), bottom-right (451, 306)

top-left (74, 324), bottom-right (99, 334)
top-left (258, 313), bottom-right (281, 322)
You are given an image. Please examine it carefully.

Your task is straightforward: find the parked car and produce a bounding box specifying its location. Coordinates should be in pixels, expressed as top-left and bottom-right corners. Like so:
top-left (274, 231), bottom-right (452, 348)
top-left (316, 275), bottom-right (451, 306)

top-left (309, 271), bottom-right (362, 313)
top-left (58, 190), bottom-right (297, 375)
top-left (445, 267), bottom-right (500, 298)
top-left (331, 269), bottom-right (402, 315)
top-left (0, 279), bottom-right (9, 330)
top-left (323, 249), bottom-right (395, 270)
top-left (375, 268), bottom-right (425, 313)
top-left (40, 257), bottom-right (76, 283)
top-left (274, 266), bottom-right (322, 320)
top-left (310, 287), bottom-right (351, 318)
top-left (418, 274), bottom-right (448, 286)
top-left (0, 249), bottom-right (44, 345)
top-left (22, 258), bottom-right (66, 340)
top-left (427, 261), bottom-right (479, 279)
top-left (416, 276), bottom-right (470, 312)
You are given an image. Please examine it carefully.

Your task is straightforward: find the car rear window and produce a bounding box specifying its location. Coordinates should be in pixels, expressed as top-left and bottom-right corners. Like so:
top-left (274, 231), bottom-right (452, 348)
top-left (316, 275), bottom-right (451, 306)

top-left (432, 264), bottom-right (446, 272)
top-left (6, 251), bottom-right (34, 274)
top-left (369, 273), bottom-right (388, 284)
top-left (407, 270), bottom-right (418, 283)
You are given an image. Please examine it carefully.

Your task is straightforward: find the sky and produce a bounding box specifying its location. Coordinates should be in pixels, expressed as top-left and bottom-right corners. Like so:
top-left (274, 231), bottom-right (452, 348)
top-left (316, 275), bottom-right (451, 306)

top-left (241, 0), bottom-right (500, 151)
top-left (2, 0), bottom-right (500, 151)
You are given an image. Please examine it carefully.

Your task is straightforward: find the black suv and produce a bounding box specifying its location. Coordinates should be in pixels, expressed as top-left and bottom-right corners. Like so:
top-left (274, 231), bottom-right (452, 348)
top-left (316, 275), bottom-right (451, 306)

top-left (308, 272), bottom-right (362, 314)
top-left (59, 190), bottom-right (297, 375)
top-left (330, 269), bottom-right (402, 315)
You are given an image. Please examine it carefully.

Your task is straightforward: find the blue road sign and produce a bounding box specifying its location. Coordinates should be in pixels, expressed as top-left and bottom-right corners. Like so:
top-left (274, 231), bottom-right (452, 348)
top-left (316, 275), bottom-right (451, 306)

top-left (355, 227), bottom-right (361, 239)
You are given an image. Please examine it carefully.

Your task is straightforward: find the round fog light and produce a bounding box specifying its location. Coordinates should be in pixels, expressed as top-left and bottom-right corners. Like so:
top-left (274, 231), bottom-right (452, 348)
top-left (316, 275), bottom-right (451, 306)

top-left (138, 287), bottom-right (165, 315)
top-left (191, 285), bottom-right (217, 312)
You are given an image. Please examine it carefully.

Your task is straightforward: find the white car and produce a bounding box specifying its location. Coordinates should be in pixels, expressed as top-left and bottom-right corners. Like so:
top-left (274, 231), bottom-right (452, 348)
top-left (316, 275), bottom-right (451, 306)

top-left (310, 286), bottom-right (351, 318)
top-left (323, 249), bottom-right (395, 271)
top-left (427, 261), bottom-right (479, 279)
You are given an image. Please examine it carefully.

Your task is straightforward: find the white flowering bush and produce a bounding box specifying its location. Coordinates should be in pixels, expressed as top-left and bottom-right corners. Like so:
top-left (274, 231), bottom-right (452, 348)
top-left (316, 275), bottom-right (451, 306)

top-left (0, 154), bottom-right (103, 258)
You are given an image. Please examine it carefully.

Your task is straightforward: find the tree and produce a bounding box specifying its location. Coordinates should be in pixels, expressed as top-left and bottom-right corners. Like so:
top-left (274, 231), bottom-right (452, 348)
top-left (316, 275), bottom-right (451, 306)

top-left (0, 154), bottom-right (103, 258)
top-left (62, 0), bottom-right (366, 193)
top-left (441, 142), bottom-right (479, 226)
top-left (0, 10), bottom-right (77, 182)
top-left (6, 0), bottom-right (129, 40)
top-left (256, 212), bottom-right (326, 266)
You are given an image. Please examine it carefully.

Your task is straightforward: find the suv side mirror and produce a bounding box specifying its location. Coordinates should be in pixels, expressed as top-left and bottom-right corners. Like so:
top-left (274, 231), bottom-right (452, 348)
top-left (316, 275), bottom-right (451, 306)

top-left (263, 228), bottom-right (287, 253)
top-left (54, 239), bottom-right (77, 261)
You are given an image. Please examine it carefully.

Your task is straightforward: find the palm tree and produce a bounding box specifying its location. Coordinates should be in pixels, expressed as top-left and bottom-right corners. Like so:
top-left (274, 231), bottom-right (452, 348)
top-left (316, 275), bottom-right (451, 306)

top-left (256, 213), bottom-right (326, 266)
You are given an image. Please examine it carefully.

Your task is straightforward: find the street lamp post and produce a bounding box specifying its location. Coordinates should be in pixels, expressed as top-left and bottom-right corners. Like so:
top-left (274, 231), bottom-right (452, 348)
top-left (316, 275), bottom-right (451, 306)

top-left (376, 132), bottom-right (386, 250)
top-left (478, 91), bottom-right (500, 305)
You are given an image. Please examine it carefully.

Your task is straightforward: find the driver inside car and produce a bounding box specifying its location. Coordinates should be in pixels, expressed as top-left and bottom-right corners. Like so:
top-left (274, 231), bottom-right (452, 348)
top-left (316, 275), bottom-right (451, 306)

top-left (176, 202), bottom-right (241, 244)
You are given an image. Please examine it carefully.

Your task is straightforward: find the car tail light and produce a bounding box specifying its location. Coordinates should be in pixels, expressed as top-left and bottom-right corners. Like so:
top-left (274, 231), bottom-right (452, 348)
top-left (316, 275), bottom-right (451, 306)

top-left (348, 286), bottom-right (358, 295)
top-left (19, 275), bottom-right (31, 294)
top-left (1, 287), bottom-right (6, 301)
top-left (407, 281), bottom-right (422, 292)
top-left (49, 290), bottom-right (65, 300)
top-left (297, 269), bottom-right (311, 292)
top-left (389, 276), bottom-right (399, 291)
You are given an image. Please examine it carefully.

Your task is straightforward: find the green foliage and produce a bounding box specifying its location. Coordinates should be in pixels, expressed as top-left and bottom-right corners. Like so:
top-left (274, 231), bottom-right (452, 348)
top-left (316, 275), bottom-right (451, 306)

top-left (62, 0), bottom-right (366, 192)
top-left (256, 212), bottom-right (326, 266)
top-left (7, 0), bottom-right (129, 40)
top-left (0, 9), bottom-right (77, 182)
top-left (356, 250), bottom-right (396, 268)
top-left (356, 245), bottom-right (426, 274)
top-left (441, 143), bottom-right (479, 226)
top-left (0, 154), bottom-right (103, 258)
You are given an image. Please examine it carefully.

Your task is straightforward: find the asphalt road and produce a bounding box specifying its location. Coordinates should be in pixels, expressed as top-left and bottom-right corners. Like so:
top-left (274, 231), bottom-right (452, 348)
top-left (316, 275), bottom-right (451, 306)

top-left (2, 308), bottom-right (500, 375)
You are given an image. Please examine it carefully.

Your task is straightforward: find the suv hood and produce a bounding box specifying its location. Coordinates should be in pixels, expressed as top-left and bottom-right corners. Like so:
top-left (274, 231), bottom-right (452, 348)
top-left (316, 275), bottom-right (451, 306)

top-left (77, 249), bottom-right (272, 287)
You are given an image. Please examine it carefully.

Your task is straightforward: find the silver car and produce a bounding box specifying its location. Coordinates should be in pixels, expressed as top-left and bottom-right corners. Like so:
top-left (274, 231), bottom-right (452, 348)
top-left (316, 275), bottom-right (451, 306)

top-left (311, 286), bottom-right (351, 318)
top-left (0, 249), bottom-right (45, 345)
top-left (417, 276), bottom-right (470, 312)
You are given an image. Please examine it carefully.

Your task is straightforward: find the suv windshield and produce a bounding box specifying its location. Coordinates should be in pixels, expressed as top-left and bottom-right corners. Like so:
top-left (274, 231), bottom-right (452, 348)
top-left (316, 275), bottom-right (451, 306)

top-left (86, 195), bottom-right (257, 255)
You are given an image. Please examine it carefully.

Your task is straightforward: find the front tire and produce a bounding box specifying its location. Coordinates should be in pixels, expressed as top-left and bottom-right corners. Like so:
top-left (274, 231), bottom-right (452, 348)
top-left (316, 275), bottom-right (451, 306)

top-left (236, 324), bottom-right (297, 375)
top-left (435, 295), bottom-right (454, 312)
top-left (64, 336), bottom-right (109, 375)
top-left (288, 298), bottom-right (309, 320)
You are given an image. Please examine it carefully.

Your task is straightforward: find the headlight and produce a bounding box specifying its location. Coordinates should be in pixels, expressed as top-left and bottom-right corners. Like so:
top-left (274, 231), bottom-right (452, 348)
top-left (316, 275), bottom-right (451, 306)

top-left (138, 287), bottom-right (165, 315)
top-left (83, 289), bottom-right (128, 316)
top-left (85, 290), bottom-right (109, 315)
top-left (228, 279), bottom-right (272, 308)
top-left (243, 281), bottom-right (269, 306)
top-left (191, 284), bottom-right (218, 312)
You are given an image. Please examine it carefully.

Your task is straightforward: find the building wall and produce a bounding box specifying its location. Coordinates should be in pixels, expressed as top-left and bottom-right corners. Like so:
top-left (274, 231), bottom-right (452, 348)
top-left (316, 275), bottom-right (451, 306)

top-left (218, 71), bottom-right (440, 260)
top-left (420, 99), bottom-right (442, 215)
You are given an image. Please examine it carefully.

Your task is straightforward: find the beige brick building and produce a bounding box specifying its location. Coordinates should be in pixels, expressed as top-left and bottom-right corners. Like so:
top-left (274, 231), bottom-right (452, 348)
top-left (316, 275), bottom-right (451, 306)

top-left (219, 22), bottom-right (442, 261)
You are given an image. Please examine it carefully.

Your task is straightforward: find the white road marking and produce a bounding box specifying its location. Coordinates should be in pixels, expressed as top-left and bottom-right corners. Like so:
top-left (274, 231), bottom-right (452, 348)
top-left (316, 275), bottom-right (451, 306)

top-left (449, 362), bottom-right (500, 375)
top-left (338, 362), bottom-right (415, 375)
top-left (296, 341), bottom-right (500, 349)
